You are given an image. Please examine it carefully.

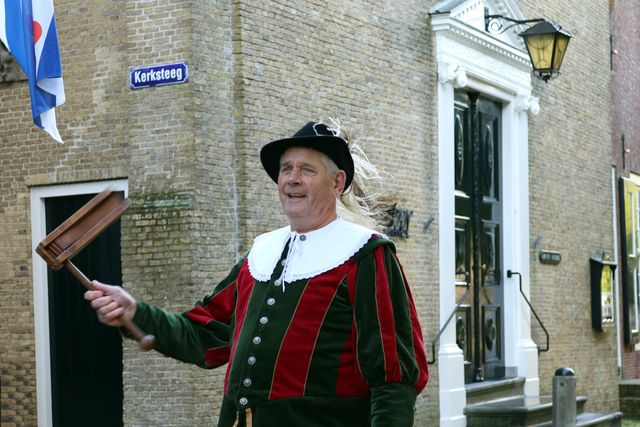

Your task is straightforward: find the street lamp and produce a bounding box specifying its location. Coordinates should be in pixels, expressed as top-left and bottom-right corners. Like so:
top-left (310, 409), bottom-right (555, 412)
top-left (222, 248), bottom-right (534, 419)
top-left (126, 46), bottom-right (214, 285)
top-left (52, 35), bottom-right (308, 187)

top-left (484, 8), bottom-right (572, 82)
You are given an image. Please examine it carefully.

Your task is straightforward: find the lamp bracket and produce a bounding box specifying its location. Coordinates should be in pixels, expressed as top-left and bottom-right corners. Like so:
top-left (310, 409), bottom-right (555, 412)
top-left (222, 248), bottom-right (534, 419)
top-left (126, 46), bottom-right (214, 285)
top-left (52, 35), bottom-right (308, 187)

top-left (484, 7), bottom-right (544, 35)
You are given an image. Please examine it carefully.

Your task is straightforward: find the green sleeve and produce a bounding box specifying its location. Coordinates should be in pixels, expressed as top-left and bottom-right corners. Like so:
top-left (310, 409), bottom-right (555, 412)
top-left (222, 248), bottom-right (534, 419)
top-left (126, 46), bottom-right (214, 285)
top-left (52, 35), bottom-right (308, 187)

top-left (352, 239), bottom-right (428, 425)
top-left (130, 255), bottom-right (246, 368)
top-left (132, 301), bottom-right (227, 367)
top-left (370, 383), bottom-right (417, 426)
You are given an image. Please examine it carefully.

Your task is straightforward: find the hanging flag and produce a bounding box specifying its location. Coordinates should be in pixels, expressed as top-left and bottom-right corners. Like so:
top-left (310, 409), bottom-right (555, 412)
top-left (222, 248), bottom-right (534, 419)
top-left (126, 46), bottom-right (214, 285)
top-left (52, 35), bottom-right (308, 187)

top-left (0, 0), bottom-right (65, 142)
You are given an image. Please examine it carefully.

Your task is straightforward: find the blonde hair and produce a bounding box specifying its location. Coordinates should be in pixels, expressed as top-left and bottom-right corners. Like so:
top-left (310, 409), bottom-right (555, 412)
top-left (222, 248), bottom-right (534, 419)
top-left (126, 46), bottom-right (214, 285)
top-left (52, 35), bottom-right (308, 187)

top-left (323, 118), bottom-right (395, 229)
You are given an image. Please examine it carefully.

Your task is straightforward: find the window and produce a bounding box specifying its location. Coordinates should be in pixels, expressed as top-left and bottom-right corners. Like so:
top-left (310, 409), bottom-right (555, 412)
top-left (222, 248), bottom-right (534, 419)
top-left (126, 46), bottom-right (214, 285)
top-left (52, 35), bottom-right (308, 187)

top-left (619, 176), bottom-right (640, 345)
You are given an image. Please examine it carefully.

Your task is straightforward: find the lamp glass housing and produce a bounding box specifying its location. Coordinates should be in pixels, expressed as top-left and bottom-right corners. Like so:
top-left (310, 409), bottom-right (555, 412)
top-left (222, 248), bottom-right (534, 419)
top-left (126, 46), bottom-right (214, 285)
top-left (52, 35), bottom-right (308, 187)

top-left (520, 20), bottom-right (571, 81)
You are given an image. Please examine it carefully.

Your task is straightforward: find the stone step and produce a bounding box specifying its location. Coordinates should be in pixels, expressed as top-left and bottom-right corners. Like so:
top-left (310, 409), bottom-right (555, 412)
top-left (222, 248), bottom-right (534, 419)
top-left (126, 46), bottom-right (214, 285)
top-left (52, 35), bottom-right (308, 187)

top-left (464, 395), bottom-right (587, 427)
top-left (575, 411), bottom-right (623, 427)
top-left (527, 411), bottom-right (624, 427)
top-left (466, 376), bottom-right (527, 405)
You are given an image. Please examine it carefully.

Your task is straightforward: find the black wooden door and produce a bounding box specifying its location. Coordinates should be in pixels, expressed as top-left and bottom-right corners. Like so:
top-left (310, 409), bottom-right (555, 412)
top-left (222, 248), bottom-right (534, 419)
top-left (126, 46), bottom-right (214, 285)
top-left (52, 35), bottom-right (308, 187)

top-left (454, 92), bottom-right (504, 383)
top-left (46, 193), bottom-right (124, 427)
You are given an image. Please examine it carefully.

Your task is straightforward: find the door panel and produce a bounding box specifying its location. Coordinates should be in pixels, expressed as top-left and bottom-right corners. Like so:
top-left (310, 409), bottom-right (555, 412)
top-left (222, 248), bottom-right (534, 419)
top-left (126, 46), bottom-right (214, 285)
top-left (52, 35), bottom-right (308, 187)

top-left (482, 305), bottom-right (501, 364)
top-left (455, 216), bottom-right (472, 371)
top-left (454, 92), bottom-right (504, 382)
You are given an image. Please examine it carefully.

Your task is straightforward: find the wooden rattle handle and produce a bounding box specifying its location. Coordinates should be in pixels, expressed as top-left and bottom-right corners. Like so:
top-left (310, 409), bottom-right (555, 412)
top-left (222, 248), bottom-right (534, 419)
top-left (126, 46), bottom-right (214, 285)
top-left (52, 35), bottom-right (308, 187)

top-left (65, 260), bottom-right (155, 351)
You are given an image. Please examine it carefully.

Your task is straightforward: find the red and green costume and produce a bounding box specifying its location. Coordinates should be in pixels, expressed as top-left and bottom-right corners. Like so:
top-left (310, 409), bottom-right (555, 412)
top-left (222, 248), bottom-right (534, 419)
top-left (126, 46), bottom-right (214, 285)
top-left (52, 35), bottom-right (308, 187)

top-left (132, 218), bottom-right (428, 426)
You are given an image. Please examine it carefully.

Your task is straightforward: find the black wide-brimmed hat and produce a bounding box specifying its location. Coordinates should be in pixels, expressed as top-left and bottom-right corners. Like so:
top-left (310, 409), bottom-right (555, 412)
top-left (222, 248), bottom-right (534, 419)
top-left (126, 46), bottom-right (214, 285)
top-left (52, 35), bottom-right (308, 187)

top-left (260, 121), bottom-right (354, 189)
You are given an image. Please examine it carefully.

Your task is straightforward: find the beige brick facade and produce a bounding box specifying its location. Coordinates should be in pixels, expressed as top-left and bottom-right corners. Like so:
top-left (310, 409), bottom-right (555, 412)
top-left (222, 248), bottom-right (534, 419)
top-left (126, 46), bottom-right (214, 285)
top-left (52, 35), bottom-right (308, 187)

top-left (0, 0), bottom-right (623, 425)
top-left (520, 0), bottom-right (619, 413)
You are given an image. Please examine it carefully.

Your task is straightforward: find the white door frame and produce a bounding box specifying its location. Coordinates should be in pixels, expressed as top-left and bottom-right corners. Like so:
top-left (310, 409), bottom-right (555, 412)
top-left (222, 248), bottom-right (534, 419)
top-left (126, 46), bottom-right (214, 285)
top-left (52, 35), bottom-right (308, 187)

top-left (30, 179), bottom-right (128, 427)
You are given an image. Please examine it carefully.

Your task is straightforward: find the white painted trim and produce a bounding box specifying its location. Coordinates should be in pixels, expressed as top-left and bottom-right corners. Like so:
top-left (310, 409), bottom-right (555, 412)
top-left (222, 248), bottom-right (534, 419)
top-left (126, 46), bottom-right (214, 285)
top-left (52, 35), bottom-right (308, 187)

top-left (437, 75), bottom-right (468, 427)
top-left (432, 0), bottom-right (537, 424)
top-left (611, 167), bottom-right (622, 375)
top-left (30, 180), bottom-right (128, 427)
top-left (510, 103), bottom-right (539, 397)
top-left (501, 101), bottom-right (519, 371)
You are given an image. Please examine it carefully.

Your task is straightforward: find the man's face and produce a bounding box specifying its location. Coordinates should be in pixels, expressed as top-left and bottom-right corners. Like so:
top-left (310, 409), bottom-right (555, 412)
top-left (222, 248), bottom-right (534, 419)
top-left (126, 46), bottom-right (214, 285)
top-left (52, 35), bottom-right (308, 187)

top-left (277, 147), bottom-right (346, 232)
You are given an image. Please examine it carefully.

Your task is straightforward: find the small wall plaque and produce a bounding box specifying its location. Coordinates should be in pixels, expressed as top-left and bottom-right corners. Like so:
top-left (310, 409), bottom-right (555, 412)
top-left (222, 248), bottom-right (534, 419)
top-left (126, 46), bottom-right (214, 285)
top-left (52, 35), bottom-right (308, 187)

top-left (539, 250), bottom-right (561, 265)
top-left (385, 207), bottom-right (413, 238)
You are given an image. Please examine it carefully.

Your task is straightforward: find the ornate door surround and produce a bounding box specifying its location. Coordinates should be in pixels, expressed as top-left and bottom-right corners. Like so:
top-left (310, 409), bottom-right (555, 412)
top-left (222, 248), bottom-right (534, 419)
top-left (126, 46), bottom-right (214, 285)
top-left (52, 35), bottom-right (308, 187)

top-left (430, 0), bottom-right (540, 425)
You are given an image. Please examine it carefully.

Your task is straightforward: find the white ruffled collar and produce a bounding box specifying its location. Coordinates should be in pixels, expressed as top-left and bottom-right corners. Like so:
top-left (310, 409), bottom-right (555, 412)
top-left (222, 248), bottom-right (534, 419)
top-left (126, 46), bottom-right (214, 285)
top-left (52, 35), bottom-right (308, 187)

top-left (248, 218), bottom-right (380, 289)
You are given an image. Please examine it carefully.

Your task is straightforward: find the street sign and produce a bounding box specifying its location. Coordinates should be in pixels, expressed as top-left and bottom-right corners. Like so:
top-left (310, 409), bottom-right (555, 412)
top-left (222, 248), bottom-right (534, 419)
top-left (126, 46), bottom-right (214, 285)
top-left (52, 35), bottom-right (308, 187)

top-left (130, 62), bottom-right (188, 89)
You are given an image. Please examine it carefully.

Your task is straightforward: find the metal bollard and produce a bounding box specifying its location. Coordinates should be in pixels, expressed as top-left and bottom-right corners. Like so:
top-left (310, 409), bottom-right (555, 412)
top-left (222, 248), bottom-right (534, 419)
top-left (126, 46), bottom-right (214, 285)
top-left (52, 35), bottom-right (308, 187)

top-left (552, 367), bottom-right (576, 427)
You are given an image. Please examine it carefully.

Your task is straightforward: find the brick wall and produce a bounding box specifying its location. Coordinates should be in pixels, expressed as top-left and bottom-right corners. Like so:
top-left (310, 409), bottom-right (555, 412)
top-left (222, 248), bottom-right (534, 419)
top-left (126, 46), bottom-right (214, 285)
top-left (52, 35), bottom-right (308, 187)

top-left (521, 0), bottom-right (619, 413)
top-left (611, 0), bottom-right (640, 176)
top-left (0, 0), bottom-right (223, 424)
top-left (611, 0), bottom-right (640, 380)
top-left (1, 0), bottom-right (138, 424)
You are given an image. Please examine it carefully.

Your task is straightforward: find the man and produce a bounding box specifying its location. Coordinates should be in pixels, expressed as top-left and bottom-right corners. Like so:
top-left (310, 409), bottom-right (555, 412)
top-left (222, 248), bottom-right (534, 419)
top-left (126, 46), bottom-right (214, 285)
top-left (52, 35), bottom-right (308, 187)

top-left (86, 121), bottom-right (429, 426)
